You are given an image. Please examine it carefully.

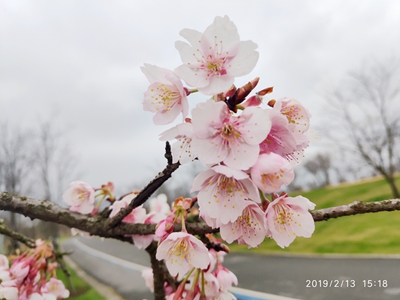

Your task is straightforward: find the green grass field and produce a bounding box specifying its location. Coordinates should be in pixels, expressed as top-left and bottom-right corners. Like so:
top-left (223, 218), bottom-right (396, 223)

top-left (57, 265), bottom-right (105, 300)
top-left (230, 175), bottom-right (400, 255)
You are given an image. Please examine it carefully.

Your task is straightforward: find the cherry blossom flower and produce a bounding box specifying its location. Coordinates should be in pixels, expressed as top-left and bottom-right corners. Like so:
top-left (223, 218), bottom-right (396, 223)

top-left (9, 260), bottom-right (30, 284)
top-left (109, 192), bottom-right (140, 223)
top-left (155, 214), bottom-right (175, 243)
top-left (202, 272), bottom-right (220, 298)
top-left (43, 278), bottom-right (70, 299)
top-left (215, 265), bottom-right (238, 292)
top-left (28, 293), bottom-right (56, 300)
top-left (264, 194), bottom-right (316, 248)
top-left (142, 64), bottom-right (188, 125)
top-left (146, 193), bottom-right (171, 224)
top-left (275, 97), bottom-right (311, 134)
top-left (250, 152), bottom-right (294, 193)
top-left (259, 108), bottom-right (301, 160)
top-left (175, 16), bottom-right (259, 95)
top-left (0, 285), bottom-right (18, 300)
top-left (62, 181), bottom-right (95, 214)
top-left (191, 165), bottom-right (260, 226)
top-left (156, 232), bottom-right (210, 277)
top-left (0, 256), bottom-right (11, 284)
top-left (0, 254), bottom-right (9, 269)
top-left (191, 99), bottom-right (271, 170)
top-left (109, 193), bottom-right (153, 249)
top-left (159, 122), bottom-right (196, 164)
top-left (219, 201), bottom-right (266, 248)
top-left (0, 270), bottom-right (11, 283)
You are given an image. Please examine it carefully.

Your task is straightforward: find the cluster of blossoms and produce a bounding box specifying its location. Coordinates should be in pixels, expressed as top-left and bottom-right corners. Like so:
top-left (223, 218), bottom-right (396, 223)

top-left (145, 16), bottom-right (315, 248)
top-left (153, 198), bottom-right (238, 299)
top-left (0, 240), bottom-right (69, 300)
top-left (61, 15), bottom-right (317, 300)
top-left (145, 233), bottom-right (237, 299)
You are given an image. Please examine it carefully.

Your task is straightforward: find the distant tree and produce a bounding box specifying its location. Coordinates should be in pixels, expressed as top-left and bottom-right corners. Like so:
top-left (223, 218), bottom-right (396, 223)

top-left (303, 153), bottom-right (332, 188)
top-left (34, 119), bottom-right (78, 238)
top-left (325, 59), bottom-right (400, 198)
top-left (0, 124), bottom-right (35, 252)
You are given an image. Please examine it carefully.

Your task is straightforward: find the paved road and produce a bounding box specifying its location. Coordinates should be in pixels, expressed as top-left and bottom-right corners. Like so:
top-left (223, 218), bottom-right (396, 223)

top-left (63, 237), bottom-right (400, 300)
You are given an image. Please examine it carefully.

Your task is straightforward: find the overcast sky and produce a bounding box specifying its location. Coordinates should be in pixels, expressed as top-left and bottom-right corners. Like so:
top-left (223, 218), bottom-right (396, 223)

top-left (1, 1), bottom-right (400, 194)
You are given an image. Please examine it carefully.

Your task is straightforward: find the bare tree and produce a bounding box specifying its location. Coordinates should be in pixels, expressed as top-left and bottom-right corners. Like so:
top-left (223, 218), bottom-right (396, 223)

top-left (325, 59), bottom-right (400, 198)
top-left (34, 119), bottom-right (78, 238)
top-left (303, 153), bottom-right (332, 188)
top-left (0, 123), bottom-right (35, 251)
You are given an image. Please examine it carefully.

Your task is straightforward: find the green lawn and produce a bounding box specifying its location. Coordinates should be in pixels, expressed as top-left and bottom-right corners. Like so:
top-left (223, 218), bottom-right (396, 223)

top-left (230, 175), bottom-right (400, 255)
top-left (57, 265), bottom-right (105, 300)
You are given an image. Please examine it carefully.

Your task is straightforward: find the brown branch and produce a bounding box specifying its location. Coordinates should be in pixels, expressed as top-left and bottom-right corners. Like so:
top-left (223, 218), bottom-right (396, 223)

top-left (311, 199), bottom-right (400, 221)
top-left (146, 242), bottom-right (166, 300)
top-left (2, 191), bottom-right (400, 241)
top-left (0, 192), bottom-right (215, 240)
top-left (105, 142), bottom-right (180, 229)
top-left (0, 220), bottom-right (36, 248)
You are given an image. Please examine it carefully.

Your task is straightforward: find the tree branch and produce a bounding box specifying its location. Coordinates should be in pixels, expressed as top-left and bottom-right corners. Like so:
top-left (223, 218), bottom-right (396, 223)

top-left (0, 220), bottom-right (36, 248)
top-left (0, 192), bottom-right (215, 239)
top-left (105, 142), bottom-right (180, 229)
top-left (2, 192), bottom-right (400, 242)
top-left (146, 242), bottom-right (166, 300)
top-left (311, 199), bottom-right (400, 221)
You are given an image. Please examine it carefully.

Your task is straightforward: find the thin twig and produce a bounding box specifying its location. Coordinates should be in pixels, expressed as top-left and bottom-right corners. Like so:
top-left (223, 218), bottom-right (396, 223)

top-left (105, 142), bottom-right (180, 229)
top-left (0, 220), bottom-right (36, 248)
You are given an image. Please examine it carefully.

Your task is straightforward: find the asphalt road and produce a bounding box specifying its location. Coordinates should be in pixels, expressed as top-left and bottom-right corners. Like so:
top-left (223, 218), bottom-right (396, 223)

top-left (63, 237), bottom-right (400, 300)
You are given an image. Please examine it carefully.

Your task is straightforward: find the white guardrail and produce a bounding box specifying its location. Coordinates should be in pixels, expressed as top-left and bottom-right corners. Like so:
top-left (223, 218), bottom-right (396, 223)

top-left (72, 239), bottom-right (300, 300)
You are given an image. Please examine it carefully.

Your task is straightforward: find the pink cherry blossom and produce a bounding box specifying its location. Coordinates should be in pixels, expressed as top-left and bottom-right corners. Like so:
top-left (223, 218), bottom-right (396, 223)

top-left (250, 152), bottom-right (294, 193)
top-left (109, 193), bottom-right (154, 249)
top-left (276, 97), bottom-right (311, 133)
top-left (9, 260), bottom-right (30, 284)
top-left (191, 165), bottom-right (260, 226)
top-left (0, 256), bottom-right (11, 283)
top-left (156, 232), bottom-right (210, 277)
top-left (220, 201), bottom-right (266, 248)
top-left (62, 181), bottom-right (95, 214)
top-left (109, 192), bottom-right (140, 223)
top-left (264, 194), bottom-right (316, 248)
top-left (43, 278), bottom-right (70, 299)
top-left (28, 293), bottom-right (56, 300)
top-left (0, 285), bottom-right (18, 300)
top-left (141, 64), bottom-right (188, 125)
top-left (202, 272), bottom-right (220, 298)
top-left (0, 270), bottom-right (11, 282)
top-left (175, 16), bottom-right (259, 95)
top-left (146, 193), bottom-right (171, 224)
top-left (0, 254), bottom-right (9, 269)
top-left (260, 108), bottom-right (304, 161)
top-left (191, 99), bottom-right (271, 170)
top-left (155, 214), bottom-right (175, 243)
top-left (215, 265), bottom-right (238, 292)
top-left (149, 194), bottom-right (170, 215)
top-left (159, 122), bottom-right (196, 164)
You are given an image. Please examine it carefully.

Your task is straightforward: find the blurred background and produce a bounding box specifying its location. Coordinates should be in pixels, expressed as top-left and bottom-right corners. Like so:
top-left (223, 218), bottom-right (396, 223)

top-left (1, 0), bottom-right (399, 250)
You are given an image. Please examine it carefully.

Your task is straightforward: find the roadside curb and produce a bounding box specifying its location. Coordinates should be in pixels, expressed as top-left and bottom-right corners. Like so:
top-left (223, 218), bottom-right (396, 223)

top-left (235, 251), bottom-right (400, 260)
top-left (63, 255), bottom-right (125, 300)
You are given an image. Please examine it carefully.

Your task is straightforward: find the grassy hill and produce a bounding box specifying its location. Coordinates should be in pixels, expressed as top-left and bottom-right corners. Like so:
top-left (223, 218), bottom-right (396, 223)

top-left (230, 176), bottom-right (400, 255)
